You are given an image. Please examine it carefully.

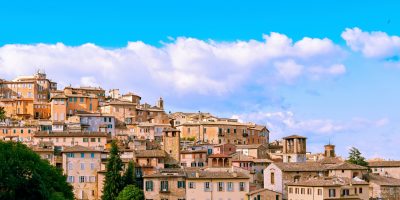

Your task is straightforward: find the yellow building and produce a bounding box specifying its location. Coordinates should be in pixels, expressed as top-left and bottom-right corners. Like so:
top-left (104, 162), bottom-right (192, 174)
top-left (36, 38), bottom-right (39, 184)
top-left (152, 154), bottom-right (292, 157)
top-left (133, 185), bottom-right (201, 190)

top-left (0, 71), bottom-right (56, 119)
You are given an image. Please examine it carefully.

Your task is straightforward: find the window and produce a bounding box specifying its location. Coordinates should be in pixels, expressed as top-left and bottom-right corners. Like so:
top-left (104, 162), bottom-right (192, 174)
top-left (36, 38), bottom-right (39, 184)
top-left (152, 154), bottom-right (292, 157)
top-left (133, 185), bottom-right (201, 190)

top-left (234, 129), bottom-right (237, 134)
top-left (189, 182), bottom-right (195, 189)
top-left (177, 181), bottom-right (185, 188)
top-left (90, 163), bottom-right (95, 170)
top-left (307, 188), bottom-right (312, 194)
top-left (270, 172), bottom-right (275, 184)
top-left (301, 188), bottom-right (305, 194)
top-left (217, 182), bottom-right (224, 191)
top-left (80, 97), bottom-right (84, 103)
top-left (91, 153), bottom-right (95, 158)
top-left (67, 153), bottom-right (75, 158)
top-left (160, 181), bottom-right (168, 192)
top-left (74, 97), bottom-right (77, 102)
top-left (239, 182), bottom-right (245, 191)
top-left (359, 187), bottom-right (363, 194)
top-left (80, 153), bottom-right (84, 158)
top-left (329, 189), bottom-right (336, 197)
top-left (289, 188), bottom-right (293, 194)
top-left (91, 138), bottom-right (96, 142)
top-left (318, 189), bottom-right (322, 195)
top-left (227, 182), bottom-right (233, 191)
top-left (204, 182), bottom-right (211, 191)
top-left (342, 189), bottom-right (349, 196)
top-left (145, 181), bottom-right (153, 191)
top-left (80, 163), bottom-right (85, 170)
top-left (83, 138), bottom-right (88, 142)
top-left (98, 138), bottom-right (101, 142)
top-left (67, 176), bottom-right (74, 183)
top-left (79, 176), bottom-right (85, 183)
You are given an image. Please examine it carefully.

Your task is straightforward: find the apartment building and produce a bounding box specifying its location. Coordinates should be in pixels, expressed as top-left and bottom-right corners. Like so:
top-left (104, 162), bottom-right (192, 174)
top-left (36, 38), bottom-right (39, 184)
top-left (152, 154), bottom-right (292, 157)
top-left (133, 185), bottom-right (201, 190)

top-left (33, 131), bottom-right (107, 150)
top-left (185, 170), bottom-right (250, 200)
top-left (68, 112), bottom-right (115, 136)
top-left (0, 71), bottom-right (57, 119)
top-left (62, 145), bottom-right (102, 200)
top-left (287, 177), bottom-right (369, 200)
top-left (180, 149), bottom-right (207, 167)
top-left (0, 125), bottom-right (38, 142)
top-left (143, 168), bottom-right (250, 200)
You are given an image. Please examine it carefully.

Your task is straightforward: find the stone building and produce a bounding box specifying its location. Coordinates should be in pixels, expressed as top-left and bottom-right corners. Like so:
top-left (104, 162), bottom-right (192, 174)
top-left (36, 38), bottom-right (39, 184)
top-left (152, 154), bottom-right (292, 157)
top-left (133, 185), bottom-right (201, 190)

top-left (282, 135), bottom-right (307, 163)
top-left (162, 127), bottom-right (181, 166)
top-left (287, 177), bottom-right (369, 200)
top-left (143, 168), bottom-right (187, 200)
top-left (369, 161), bottom-right (400, 179)
top-left (62, 145), bottom-right (102, 200)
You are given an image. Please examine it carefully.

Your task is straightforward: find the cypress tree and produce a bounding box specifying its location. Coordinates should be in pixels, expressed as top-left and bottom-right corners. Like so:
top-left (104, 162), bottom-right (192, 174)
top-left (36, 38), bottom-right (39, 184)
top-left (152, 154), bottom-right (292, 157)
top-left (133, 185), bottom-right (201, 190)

top-left (102, 141), bottom-right (124, 200)
top-left (122, 161), bottom-right (136, 186)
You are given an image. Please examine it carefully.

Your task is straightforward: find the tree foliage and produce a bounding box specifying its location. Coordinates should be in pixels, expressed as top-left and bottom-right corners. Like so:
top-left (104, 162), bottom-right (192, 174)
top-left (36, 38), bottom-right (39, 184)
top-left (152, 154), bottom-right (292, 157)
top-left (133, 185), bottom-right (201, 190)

top-left (102, 141), bottom-right (124, 200)
top-left (0, 141), bottom-right (73, 200)
top-left (347, 147), bottom-right (368, 167)
top-left (123, 161), bottom-right (136, 186)
top-left (0, 107), bottom-right (6, 120)
top-left (116, 185), bottom-right (144, 200)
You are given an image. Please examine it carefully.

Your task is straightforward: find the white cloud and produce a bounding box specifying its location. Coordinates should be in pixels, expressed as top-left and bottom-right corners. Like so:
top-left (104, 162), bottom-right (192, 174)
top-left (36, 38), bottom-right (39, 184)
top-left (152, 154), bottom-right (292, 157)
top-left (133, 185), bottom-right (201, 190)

top-left (233, 111), bottom-right (389, 139)
top-left (342, 27), bottom-right (400, 59)
top-left (0, 33), bottom-right (345, 99)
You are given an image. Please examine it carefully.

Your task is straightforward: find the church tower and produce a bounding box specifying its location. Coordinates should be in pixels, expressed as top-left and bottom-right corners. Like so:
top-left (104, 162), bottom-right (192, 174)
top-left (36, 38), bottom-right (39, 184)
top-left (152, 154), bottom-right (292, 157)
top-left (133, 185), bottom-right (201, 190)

top-left (324, 143), bottom-right (336, 158)
top-left (282, 135), bottom-right (307, 163)
top-left (162, 127), bottom-right (180, 166)
top-left (157, 97), bottom-right (164, 110)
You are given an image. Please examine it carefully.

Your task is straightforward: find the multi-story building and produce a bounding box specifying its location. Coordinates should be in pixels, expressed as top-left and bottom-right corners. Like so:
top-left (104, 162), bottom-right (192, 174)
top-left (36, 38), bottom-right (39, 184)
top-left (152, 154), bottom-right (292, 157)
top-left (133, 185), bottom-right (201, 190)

top-left (180, 149), bottom-right (207, 167)
top-left (100, 99), bottom-right (137, 126)
top-left (367, 173), bottom-right (400, 199)
top-left (0, 125), bottom-right (38, 142)
top-left (65, 94), bottom-right (99, 116)
top-left (33, 132), bottom-right (107, 150)
top-left (236, 144), bottom-right (269, 159)
top-left (62, 145), bottom-right (102, 200)
top-left (68, 112), bottom-right (115, 136)
top-left (143, 168), bottom-right (250, 200)
top-left (64, 86), bottom-right (105, 103)
top-left (162, 127), bottom-right (181, 166)
top-left (178, 121), bottom-right (268, 145)
top-left (185, 169), bottom-right (250, 200)
top-left (143, 169), bottom-right (187, 200)
top-left (0, 71), bottom-right (57, 119)
top-left (134, 150), bottom-right (166, 176)
top-left (369, 161), bottom-right (400, 179)
top-left (287, 177), bottom-right (369, 200)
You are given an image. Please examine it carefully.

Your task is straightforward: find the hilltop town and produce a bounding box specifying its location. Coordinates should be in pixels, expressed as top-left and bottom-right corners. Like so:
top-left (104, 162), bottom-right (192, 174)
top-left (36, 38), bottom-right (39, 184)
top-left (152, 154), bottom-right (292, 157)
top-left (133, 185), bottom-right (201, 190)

top-left (0, 71), bottom-right (399, 200)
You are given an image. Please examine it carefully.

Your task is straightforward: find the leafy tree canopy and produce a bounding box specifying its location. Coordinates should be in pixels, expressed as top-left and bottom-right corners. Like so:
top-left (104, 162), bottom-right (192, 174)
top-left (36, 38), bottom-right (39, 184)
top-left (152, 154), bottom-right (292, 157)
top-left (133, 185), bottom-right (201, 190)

top-left (347, 147), bottom-right (369, 167)
top-left (0, 141), bottom-right (73, 200)
top-left (116, 185), bottom-right (144, 200)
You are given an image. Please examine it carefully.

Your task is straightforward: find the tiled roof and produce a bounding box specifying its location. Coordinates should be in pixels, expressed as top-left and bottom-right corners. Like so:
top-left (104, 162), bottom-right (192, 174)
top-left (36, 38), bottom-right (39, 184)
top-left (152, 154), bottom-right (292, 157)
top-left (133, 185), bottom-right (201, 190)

top-left (134, 150), bottom-right (166, 158)
top-left (274, 162), bottom-right (326, 172)
top-left (180, 149), bottom-right (208, 154)
top-left (143, 168), bottom-right (186, 178)
top-left (369, 161), bottom-right (400, 167)
top-left (208, 154), bottom-right (232, 158)
top-left (186, 170), bottom-right (249, 179)
top-left (366, 174), bottom-right (400, 186)
top-left (236, 144), bottom-right (266, 149)
top-left (62, 145), bottom-right (101, 152)
top-left (247, 188), bottom-right (282, 195)
top-left (326, 162), bottom-right (368, 170)
top-left (282, 135), bottom-right (307, 139)
top-left (319, 157), bottom-right (343, 165)
top-left (34, 131), bottom-right (108, 137)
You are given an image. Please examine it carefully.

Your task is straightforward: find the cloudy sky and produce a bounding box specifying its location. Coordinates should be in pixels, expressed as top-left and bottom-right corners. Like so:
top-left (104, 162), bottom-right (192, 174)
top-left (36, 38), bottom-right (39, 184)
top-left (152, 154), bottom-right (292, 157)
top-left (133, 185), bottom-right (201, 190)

top-left (1, 0), bottom-right (399, 159)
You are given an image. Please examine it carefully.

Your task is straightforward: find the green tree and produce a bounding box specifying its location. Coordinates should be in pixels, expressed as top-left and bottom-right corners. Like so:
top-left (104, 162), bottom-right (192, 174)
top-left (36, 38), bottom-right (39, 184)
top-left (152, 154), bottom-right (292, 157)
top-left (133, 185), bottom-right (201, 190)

top-left (0, 107), bottom-right (6, 120)
top-left (347, 147), bottom-right (368, 167)
top-left (0, 141), bottom-right (73, 200)
top-left (122, 161), bottom-right (136, 186)
top-left (116, 185), bottom-right (144, 200)
top-left (102, 141), bottom-right (124, 200)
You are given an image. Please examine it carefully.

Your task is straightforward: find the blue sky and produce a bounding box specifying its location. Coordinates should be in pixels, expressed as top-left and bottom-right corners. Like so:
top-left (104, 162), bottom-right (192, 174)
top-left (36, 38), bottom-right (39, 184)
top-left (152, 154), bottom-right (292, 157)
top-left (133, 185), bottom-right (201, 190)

top-left (1, 0), bottom-right (400, 159)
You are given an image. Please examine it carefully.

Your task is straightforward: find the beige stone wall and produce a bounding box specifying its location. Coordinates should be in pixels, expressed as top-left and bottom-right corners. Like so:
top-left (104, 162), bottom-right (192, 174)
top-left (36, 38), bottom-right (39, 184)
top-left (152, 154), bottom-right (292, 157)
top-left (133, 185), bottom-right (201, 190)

top-left (186, 179), bottom-right (249, 200)
top-left (62, 151), bottom-right (101, 200)
top-left (371, 167), bottom-right (400, 179)
top-left (329, 169), bottom-right (366, 179)
top-left (33, 136), bottom-right (107, 148)
top-left (143, 177), bottom-right (186, 200)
